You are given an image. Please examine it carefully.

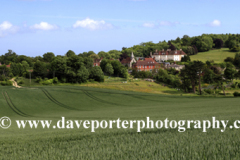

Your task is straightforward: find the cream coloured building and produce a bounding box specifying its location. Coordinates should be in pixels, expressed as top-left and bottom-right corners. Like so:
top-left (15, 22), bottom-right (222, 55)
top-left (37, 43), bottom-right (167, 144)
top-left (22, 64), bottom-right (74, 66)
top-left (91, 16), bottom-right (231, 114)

top-left (151, 49), bottom-right (187, 62)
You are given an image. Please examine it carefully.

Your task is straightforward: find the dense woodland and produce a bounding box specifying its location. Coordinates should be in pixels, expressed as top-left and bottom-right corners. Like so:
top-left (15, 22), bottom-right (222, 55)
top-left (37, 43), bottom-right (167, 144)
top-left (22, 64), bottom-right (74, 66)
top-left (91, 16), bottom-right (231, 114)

top-left (1, 33), bottom-right (240, 95)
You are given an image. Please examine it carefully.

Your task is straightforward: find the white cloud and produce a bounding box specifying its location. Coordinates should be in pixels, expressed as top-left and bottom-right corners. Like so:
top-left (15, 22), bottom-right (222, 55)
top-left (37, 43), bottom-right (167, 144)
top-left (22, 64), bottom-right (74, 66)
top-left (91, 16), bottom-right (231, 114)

top-left (30, 22), bottom-right (58, 30)
top-left (0, 21), bottom-right (19, 37)
top-left (209, 20), bottom-right (221, 27)
top-left (142, 23), bottom-right (155, 28)
top-left (0, 21), bottom-right (13, 30)
top-left (73, 18), bottom-right (113, 30)
top-left (159, 21), bottom-right (179, 26)
top-left (142, 21), bottom-right (179, 28)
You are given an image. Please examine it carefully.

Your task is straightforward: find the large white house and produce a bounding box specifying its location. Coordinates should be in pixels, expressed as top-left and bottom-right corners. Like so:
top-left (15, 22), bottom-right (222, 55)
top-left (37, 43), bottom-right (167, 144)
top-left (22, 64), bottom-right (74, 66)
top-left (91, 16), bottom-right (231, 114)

top-left (151, 49), bottom-right (187, 62)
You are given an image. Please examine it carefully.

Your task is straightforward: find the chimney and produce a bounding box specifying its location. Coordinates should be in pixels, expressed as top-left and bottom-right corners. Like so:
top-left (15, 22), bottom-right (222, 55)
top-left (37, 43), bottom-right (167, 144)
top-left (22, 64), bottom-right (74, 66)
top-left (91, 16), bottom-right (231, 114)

top-left (155, 49), bottom-right (158, 53)
top-left (162, 49), bottom-right (164, 52)
top-left (150, 52), bottom-right (152, 57)
top-left (180, 49), bottom-right (182, 51)
top-left (167, 49), bottom-right (171, 52)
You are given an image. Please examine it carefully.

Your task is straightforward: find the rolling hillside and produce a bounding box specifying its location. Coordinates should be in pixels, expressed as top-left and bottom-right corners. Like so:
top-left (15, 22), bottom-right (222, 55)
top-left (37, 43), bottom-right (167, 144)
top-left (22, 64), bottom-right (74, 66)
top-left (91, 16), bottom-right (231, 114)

top-left (190, 48), bottom-right (236, 63)
top-left (0, 86), bottom-right (240, 159)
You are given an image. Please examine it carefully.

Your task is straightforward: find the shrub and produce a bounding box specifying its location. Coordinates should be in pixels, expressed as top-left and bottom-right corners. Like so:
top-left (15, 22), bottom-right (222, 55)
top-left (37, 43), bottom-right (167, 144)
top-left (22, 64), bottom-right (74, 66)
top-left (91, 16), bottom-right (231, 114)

top-left (60, 78), bottom-right (67, 83)
top-left (0, 81), bottom-right (12, 86)
top-left (15, 77), bottom-right (24, 85)
top-left (53, 77), bottom-right (58, 84)
top-left (215, 89), bottom-right (221, 95)
top-left (202, 83), bottom-right (209, 88)
top-left (238, 83), bottom-right (240, 88)
top-left (42, 79), bottom-right (53, 85)
top-left (35, 77), bottom-right (42, 83)
top-left (231, 46), bottom-right (240, 52)
top-left (219, 63), bottom-right (226, 69)
top-left (6, 80), bottom-right (13, 86)
top-left (231, 84), bottom-right (236, 89)
top-left (204, 89), bottom-right (214, 94)
top-left (1, 81), bottom-right (7, 86)
top-left (195, 86), bottom-right (199, 91)
top-left (18, 80), bottom-right (24, 85)
top-left (88, 79), bottom-right (95, 82)
top-left (233, 92), bottom-right (240, 97)
top-left (224, 57), bottom-right (234, 63)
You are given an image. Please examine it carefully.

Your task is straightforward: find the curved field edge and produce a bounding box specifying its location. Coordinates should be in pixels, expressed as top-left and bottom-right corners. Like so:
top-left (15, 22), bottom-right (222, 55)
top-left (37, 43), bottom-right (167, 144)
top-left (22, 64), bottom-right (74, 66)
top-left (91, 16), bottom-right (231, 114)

top-left (0, 86), bottom-right (239, 159)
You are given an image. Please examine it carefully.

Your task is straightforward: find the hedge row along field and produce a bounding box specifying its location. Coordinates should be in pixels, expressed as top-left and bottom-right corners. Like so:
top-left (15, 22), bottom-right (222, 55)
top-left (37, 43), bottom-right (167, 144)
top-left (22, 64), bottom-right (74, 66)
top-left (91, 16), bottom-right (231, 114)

top-left (0, 86), bottom-right (240, 159)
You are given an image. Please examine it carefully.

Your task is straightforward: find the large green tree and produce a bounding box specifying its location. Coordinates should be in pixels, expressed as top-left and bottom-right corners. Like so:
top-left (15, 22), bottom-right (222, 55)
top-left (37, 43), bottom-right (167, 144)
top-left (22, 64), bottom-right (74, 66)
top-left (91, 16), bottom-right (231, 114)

top-left (50, 56), bottom-right (67, 80)
top-left (110, 60), bottom-right (123, 76)
top-left (33, 60), bottom-right (47, 78)
top-left (76, 66), bottom-right (89, 83)
top-left (224, 63), bottom-right (236, 81)
top-left (184, 61), bottom-right (205, 94)
top-left (98, 51), bottom-right (111, 59)
top-left (83, 57), bottom-right (93, 70)
top-left (104, 63), bottom-right (114, 76)
top-left (43, 52), bottom-right (55, 62)
top-left (89, 66), bottom-right (104, 82)
top-left (66, 50), bottom-right (76, 57)
top-left (195, 36), bottom-right (213, 52)
top-left (203, 68), bottom-right (215, 84)
top-left (179, 68), bottom-right (191, 92)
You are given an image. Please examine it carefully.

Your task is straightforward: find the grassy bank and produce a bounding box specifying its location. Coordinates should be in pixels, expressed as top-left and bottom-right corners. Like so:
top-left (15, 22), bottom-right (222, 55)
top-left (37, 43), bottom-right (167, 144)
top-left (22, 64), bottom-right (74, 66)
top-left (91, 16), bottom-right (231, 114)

top-left (19, 76), bottom-right (190, 95)
top-left (190, 48), bottom-right (236, 63)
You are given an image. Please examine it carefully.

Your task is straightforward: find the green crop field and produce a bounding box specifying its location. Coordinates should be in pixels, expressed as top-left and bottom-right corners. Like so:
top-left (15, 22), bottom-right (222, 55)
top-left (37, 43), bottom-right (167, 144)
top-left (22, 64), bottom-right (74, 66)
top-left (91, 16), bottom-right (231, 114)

top-left (0, 86), bottom-right (240, 159)
top-left (190, 48), bottom-right (236, 63)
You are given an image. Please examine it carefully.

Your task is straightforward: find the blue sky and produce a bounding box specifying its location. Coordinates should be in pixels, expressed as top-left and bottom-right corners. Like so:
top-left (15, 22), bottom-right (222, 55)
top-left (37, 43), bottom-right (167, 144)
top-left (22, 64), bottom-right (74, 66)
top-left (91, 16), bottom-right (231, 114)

top-left (0, 0), bottom-right (239, 57)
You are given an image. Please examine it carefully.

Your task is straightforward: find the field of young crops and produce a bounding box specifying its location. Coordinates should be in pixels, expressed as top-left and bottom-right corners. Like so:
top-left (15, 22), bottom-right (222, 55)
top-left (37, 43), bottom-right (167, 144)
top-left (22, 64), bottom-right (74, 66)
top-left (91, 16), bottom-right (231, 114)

top-left (0, 86), bottom-right (240, 159)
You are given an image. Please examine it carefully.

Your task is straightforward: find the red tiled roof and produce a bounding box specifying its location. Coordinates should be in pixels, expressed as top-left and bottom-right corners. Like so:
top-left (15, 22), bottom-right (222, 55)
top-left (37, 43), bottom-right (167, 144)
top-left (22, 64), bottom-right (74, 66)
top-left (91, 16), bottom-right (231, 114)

top-left (144, 58), bottom-right (155, 61)
top-left (134, 58), bottom-right (157, 66)
top-left (121, 57), bottom-right (131, 64)
top-left (94, 57), bottom-right (103, 63)
top-left (153, 50), bottom-right (187, 55)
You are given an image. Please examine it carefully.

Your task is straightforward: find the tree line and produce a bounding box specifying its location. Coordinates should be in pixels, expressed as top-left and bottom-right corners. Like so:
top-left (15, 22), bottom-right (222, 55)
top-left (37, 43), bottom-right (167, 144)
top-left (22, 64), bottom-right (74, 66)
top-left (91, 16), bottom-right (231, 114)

top-left (1, 33), bottom-right (240, 65)
top-left (1, 33), bottom-right (240, 87)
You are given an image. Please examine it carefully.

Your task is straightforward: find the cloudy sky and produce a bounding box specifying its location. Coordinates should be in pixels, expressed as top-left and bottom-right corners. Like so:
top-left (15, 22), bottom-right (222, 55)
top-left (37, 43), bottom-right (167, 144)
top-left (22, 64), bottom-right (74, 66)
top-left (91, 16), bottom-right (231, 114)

top-left (0, 0), bottom-right (239, 56)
